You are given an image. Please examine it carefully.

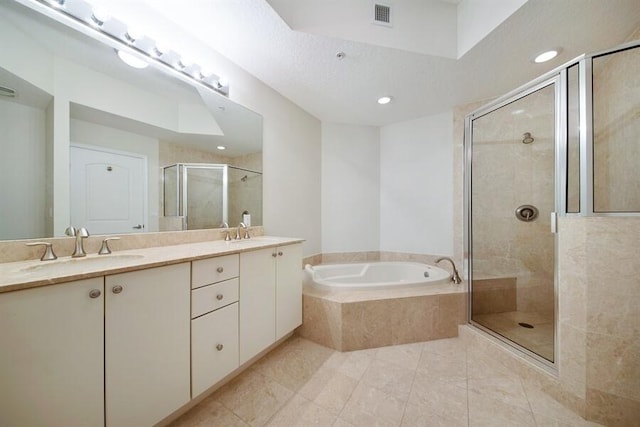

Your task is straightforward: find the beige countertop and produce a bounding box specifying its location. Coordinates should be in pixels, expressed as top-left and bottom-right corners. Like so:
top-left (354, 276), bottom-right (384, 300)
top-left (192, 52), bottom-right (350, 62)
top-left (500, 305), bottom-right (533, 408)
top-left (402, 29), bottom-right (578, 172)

top-left (0, 236), bottom-right (303, 293)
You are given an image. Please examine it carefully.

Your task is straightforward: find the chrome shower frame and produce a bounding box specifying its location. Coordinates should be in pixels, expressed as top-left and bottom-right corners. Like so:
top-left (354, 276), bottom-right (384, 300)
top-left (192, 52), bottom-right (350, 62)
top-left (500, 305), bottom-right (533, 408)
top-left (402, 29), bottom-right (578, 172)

top-left (463, 38), bottom-right (640, 371)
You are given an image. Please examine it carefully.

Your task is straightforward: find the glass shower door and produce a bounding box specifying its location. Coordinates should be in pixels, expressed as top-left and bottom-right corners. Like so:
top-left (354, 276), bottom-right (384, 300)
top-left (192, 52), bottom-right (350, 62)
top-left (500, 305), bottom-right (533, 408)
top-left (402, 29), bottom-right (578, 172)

top-left (468, 81), bottom-right (557, 363)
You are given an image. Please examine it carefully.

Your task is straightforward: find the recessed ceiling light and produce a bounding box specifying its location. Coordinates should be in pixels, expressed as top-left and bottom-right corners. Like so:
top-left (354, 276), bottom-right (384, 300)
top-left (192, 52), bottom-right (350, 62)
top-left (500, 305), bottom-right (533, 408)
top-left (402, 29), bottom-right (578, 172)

top-left (217, 145), bottom-right (226, 150)
top-left (377, 96), bottom-right (392, 105)
top-left (116, 50), bottom-right (149, 69)
top-left (533, 49), bottom-right (559, 63)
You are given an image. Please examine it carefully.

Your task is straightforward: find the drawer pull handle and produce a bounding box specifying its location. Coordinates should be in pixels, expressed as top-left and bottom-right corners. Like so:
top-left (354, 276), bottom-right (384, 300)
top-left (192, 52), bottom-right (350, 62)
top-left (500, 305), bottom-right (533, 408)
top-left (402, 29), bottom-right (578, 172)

top-left (216, 294), bottom-right (224, 301)
top-left (89, 289), bottom-right (101, 299)
top-left (112, 285), bottom-right (123, 294)
top-left (216, 344), bottom-right (224, 351)
top-left (216, 267), bottom-right (224, 273)
top-left (278, 251), bottom-right (283, 256)
top-left (272, 252), bottom-right (277, 257)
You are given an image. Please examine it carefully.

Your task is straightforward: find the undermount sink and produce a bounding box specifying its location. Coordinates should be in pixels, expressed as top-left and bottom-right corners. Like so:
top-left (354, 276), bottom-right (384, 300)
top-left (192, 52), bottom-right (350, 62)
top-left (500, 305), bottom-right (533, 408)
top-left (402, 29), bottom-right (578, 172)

top-left (21, 254), bottom-right (145, 273)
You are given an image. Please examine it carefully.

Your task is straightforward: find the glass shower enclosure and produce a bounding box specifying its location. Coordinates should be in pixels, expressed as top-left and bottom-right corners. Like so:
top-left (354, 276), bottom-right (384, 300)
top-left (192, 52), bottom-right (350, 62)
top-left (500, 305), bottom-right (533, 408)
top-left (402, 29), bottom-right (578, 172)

top-left (163, 163), bottom-right (262, 231)
top-left (465, 40), bottom-right (640, 367)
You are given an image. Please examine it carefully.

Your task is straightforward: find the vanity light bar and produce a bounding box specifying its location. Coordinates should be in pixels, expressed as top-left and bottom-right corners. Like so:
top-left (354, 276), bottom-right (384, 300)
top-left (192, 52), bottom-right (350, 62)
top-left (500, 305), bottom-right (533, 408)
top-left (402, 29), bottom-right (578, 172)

top-left (26, 0), bottom-right (229, 96)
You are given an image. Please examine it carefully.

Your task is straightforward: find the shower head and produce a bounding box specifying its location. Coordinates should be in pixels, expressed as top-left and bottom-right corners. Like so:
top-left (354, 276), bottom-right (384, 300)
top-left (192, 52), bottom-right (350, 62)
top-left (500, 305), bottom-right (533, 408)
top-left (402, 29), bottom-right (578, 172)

top-left (522, 132), bottom-right (534, 144)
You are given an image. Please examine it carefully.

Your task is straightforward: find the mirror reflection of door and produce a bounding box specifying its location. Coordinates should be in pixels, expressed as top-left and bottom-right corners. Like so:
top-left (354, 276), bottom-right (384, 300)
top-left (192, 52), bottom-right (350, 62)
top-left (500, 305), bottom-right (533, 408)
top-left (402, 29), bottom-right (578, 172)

top-left (70, 145), bottom-right (147, 234)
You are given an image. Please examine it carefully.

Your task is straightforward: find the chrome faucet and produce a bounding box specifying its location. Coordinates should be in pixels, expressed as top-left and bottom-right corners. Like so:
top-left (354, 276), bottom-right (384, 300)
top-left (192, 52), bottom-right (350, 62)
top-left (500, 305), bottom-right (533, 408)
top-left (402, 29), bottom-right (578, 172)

top-left (435, 256), bottom-right (462, 284)
top-left (220, 222), bottom-right (232, 241)
top-left (65, 226), bottom-right (90, 258)
top-left (235, 222), bottom-right (250, 240)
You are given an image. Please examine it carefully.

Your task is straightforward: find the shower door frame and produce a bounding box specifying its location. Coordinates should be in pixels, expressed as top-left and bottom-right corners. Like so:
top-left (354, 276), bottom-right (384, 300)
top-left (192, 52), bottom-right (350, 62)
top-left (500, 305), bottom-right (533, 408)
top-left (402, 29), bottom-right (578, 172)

top-left (464, 72), bottom-right (566, 370)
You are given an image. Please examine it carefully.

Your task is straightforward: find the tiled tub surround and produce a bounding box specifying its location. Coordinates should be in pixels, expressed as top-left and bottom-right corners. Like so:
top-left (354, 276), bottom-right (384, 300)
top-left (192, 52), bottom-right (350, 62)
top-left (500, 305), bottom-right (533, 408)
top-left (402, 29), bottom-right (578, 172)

top-left (299, 279), bottom-right (466, 351)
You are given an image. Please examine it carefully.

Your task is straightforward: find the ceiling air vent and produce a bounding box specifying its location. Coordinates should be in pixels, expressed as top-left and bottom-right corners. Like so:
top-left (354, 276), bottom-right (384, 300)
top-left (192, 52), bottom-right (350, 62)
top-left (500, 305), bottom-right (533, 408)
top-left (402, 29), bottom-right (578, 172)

top-left (373, 3), bottom-right (392, 27)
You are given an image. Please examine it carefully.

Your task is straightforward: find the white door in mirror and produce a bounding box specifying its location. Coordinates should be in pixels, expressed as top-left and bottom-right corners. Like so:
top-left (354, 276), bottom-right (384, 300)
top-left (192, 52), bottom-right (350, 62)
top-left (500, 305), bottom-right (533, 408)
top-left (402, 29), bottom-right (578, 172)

top-left (70, 144), bottom-right (146, 234)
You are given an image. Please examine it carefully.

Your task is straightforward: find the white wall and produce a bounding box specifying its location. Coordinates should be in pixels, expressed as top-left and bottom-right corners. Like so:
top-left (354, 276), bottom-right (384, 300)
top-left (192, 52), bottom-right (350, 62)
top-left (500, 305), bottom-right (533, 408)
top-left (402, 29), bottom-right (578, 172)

top-left (321, 123), bottom-right (380, 253)
top-left (380, 112), bottom-right (454, 256)
top-left (0, 100), bottom-right (47, 239)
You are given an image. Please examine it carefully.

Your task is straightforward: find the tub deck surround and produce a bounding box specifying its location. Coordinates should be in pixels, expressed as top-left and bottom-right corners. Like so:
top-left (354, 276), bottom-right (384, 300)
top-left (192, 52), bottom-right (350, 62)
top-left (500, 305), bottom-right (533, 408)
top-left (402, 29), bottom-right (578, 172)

top-left (0, 236), bottom-right (303, 293)
top-left (299, 262), bottom-right (467, 351)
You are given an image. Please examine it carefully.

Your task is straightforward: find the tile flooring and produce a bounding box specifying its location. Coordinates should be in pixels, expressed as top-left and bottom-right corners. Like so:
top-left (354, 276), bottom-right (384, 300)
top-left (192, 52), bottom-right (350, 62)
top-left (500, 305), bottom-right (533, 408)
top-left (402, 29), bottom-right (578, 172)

top-left (171, 335), bottom-right (600, 427)
top-left (472, 311), bottom-right (554, 361)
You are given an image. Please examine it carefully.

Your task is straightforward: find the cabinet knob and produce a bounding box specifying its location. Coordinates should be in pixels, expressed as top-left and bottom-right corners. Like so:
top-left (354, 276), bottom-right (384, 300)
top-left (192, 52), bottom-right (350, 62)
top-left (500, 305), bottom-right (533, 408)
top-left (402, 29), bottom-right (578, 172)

top-left (278, 251), bottom-right (283, 256)
top-left (216, 344), bottom-right (224, 351)
top-left (89, 289), bottom-right (102, 299)
top-left (216, 267), bottom-right (224, 273)
top-left (272, 252), bottom-right (277, 257)
top-left (112, 285), bottom-right (123, 294)
top-left (216, 294), bottom-right (224, 301)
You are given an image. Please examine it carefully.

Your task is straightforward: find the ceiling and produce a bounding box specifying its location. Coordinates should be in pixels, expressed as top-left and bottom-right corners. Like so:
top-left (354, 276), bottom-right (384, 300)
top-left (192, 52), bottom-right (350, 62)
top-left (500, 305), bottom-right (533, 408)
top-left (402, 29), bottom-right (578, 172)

top-left (42, 0), bottom-right (640, 126)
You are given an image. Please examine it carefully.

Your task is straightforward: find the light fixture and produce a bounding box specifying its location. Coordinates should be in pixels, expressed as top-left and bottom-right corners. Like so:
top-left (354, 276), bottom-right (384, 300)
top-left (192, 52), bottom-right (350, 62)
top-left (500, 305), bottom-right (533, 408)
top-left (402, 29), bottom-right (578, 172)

top-left (33, 0), bottom-right (229, 96)
top-left (117, 50), bottom-right (149, 69)
top-left (533, 49), bottom-right (559, 63)
top-left (377, 96), bottom-right (392, 105)
top-left (90, 7), bottom-right (109, 27)
top-left (216, 145), bottom-right (226, 150)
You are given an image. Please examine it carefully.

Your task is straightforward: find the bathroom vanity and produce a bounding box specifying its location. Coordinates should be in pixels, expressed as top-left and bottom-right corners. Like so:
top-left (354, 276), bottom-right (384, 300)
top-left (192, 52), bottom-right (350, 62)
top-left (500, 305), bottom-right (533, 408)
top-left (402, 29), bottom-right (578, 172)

top-left (0, 237), bottom-right (303, 427)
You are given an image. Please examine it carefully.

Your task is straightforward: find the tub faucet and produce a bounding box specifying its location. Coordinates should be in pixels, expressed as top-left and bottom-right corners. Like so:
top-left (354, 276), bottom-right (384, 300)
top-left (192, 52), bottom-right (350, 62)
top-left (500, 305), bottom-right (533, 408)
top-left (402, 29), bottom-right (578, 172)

top-left (435, 257), bottom-right (462, 284)
top-left (65, 226), bottom-right (90, 258)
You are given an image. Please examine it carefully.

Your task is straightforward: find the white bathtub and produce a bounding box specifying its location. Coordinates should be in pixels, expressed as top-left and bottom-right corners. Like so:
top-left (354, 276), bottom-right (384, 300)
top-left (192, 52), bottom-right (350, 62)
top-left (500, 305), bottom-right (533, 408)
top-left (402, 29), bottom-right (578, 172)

top-left (304, 261), bottom-right (452, 290)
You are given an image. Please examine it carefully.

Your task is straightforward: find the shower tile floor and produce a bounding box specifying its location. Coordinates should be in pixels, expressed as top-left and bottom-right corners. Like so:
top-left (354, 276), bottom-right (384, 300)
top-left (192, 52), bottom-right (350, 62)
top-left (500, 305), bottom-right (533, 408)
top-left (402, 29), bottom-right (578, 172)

top-left (472, 311), bottom-right (554, 361)
top-left (171, 334), bottom-right (599, 427)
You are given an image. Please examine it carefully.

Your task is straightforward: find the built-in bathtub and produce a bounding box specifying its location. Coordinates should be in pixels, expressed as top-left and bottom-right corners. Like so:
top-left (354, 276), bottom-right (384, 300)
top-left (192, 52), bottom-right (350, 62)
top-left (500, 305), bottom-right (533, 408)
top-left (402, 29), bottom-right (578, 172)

top-left (298, 261), bottom-right (468, 351)
top-left (304, 261), bottom-right (451, 290)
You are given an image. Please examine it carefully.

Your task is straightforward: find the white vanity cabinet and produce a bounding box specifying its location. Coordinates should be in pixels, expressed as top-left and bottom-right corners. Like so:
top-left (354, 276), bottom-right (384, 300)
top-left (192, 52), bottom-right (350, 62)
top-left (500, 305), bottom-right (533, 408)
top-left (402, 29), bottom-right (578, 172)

top-left (105, 263), bottom-right (191, 427)
top-left (0, 277), bottom-right (105, 427)
top-left (239, 243), bottom-right (302, 364)
top-left (191, 255), bottom-right (240, 397)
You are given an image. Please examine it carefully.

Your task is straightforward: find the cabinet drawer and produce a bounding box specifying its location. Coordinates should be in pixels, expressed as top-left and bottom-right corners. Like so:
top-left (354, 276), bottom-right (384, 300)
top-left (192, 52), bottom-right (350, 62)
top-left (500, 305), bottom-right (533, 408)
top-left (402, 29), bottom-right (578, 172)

top-left (191, 302), bottom-right (239, 397)
top-left (192, 254), bottom-right (239, 289)
top-left (191, 278), bottom-right (239, 318)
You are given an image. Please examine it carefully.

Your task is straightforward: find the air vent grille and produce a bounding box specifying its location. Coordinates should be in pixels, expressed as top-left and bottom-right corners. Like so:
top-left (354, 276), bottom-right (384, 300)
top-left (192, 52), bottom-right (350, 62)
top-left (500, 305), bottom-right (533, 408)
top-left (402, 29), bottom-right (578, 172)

top-left (373, 3), bottom-right (392, 26)
top-left (0, 86), bottom-right (16, 98)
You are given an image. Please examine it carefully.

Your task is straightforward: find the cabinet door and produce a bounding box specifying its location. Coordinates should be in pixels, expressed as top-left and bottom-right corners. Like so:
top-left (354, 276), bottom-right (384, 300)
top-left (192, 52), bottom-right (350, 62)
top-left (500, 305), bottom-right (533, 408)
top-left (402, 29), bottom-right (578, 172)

top-left (0, 278), bottom-right (104, 427)
top-left (276, 243), bottom-right (303, 339)
top-left (192, 303), bottom-right (239, 397)
top-left (105, 263), bottom-right (190, 427)
top-left (239, 247), bottom-right (276, 364)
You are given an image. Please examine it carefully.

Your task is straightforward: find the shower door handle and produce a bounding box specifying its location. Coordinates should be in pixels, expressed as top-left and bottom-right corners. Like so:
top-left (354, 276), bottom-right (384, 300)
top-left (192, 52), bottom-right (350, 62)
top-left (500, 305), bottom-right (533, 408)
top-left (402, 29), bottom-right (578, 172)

top-left (550, 212), bottom-right (557, 233)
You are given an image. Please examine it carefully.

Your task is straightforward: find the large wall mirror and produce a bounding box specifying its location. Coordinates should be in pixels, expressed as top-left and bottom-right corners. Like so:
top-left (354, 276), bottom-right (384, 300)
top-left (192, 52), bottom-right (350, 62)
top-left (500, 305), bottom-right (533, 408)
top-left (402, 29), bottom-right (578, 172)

top-left (0, 0), bottom-right (263, 241)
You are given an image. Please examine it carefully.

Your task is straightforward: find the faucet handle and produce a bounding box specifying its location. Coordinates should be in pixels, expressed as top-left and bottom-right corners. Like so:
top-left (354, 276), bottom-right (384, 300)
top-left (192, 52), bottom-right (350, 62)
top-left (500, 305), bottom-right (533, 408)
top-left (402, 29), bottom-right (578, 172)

top-left (235, 222), bottom-right (246, 240)
top-left (99, 237), bottom-right (120, 255)
top-left (26, 242), bottom-right (58, 261)
top-left (77, 227), bottom-right (90, 238)
top-left (65, 226), bottom-right (77, 237)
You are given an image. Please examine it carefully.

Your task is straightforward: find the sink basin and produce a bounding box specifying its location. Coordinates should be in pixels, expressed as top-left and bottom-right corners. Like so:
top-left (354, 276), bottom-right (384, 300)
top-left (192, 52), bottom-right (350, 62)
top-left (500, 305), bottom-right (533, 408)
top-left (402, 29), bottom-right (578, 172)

top-left (21, 254), bottom-right (145, 273)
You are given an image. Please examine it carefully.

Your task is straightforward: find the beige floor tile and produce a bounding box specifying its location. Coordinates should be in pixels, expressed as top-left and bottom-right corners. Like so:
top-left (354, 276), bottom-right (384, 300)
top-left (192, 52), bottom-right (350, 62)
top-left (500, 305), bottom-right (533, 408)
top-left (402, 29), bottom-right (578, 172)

top-left (340, 383), bottom-right (406, 427)
top-left (467, 374), bottom-right (530, 410)
top-left (298, 366), bottom-right (359, 414)
top-left (523, 382), bottom-right (590, 425)
top-left (323, 348), bottom-right (376, 381)
top-left (532, 412), bottom-right (604, 427)
top-left (375, 342), bottom-right (424, 370)
top-left (266, 394), bottom-right (337, 427)
top-left (332, 418), bottom-right (356, 427)
top-left (468, 392), bottom-right (536, 426)
top-left (408, 373), bottom-right (468, 425)
top-left (213, 369), bottom-right (294, 426)
top-left (416, 349), bottom-right (466, 383)
top-left (421, 337), bottom-right (466, 358)
top-left (170, 399), bottom-right (250, 427)
top-left (400, 402), bottom-right (466, 427)
top-left (360, 358), bottom-right (416, 402)
top-left (252, 336), bottom-right (335, 391)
